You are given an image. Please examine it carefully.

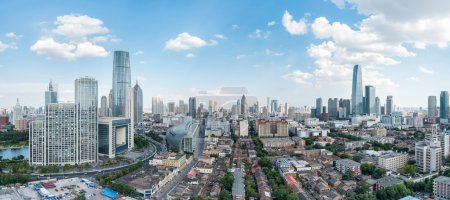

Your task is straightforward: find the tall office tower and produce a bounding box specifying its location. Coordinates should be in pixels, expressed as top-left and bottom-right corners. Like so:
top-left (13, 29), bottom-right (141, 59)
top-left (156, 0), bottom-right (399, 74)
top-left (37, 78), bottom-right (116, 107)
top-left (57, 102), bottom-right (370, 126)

top-left (241, 95), bottom-right (248, 117)
top-left (45, 81), bottom-right (58, 105)
top-left (29, 120), bottom-right (45, 165)
top-left (178, 100), bottom-right (185, 115)
top-left (375, 97), bottom-right (381, 117)
top-left (108, 89), bottom-right (113, 116)
top-left (112, 51), bottom-right (131, 117)
top-left (46, 103), bottom-right (78, 165)
top-left (100, 96), bottom-right (108, 117)
top-left (189, 97), bottom-right (197, 118)
top-left (351, 64), bottom-right (363, 115)
top-left (267, 97), bottom-right (271, 115)
top-left (386, 96), bottom-right (394, 115)
top-left (133, 82), bottom-right (143, 125)
top-left (381, 106), bottom-right (385, 115)
top-left (152, 96), bottom-right (164, 115)
top-left (12, 98), bottom-right (22, 125)
top-left (284, 103), bottom-right (289, 115)
top-left (316, 98), bottom-right (323, 118)
top-left (429, 96), bottom-right (437, 117)
top-left (168, 102), bottom-right (175, 115)
top-left (416, 124), bottom-right (442, 173)
top-left (440, 91), bottom-right (449, 120)
top-left (327, 98), bottom-right (339, 119)
top-left (75, 77), bottom-right (98, 164)
top-left (271, 99), bottom-right (278, 113)
top-left (236, 99), bottom-right (241, 115)
top-left (365, 86), bottom-right (376, 115)
top-left (339, 99), bottom-right (351, 117)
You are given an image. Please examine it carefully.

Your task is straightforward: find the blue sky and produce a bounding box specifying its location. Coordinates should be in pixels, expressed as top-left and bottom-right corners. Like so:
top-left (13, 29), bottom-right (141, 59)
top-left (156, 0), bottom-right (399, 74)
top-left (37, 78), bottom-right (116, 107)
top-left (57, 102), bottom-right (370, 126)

top-left (1, 0), bottom-right (450, 109)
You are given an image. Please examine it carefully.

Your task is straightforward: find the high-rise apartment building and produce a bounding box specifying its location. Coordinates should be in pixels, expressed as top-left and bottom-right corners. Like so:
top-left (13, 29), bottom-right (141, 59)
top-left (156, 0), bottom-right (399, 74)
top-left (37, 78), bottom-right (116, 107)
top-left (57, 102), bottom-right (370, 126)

top-left (152, 96), bottom-right (164, 115)
top-left (112, 51), bottom-right (131, 117)
top-left (75, 77), bottom-right (98, 164)
top-left (351, 64), bottom-right (363, 115)
top-left (416, 124), bottom-right (442, 173)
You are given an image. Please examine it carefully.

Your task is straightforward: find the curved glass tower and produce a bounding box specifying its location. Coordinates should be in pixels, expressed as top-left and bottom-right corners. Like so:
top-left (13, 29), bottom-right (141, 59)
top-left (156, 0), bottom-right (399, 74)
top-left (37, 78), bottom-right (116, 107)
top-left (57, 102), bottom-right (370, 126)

top-left (112, 51), bottom-right (131, 117)
top-left (352, 64), bottom-right (363, 115)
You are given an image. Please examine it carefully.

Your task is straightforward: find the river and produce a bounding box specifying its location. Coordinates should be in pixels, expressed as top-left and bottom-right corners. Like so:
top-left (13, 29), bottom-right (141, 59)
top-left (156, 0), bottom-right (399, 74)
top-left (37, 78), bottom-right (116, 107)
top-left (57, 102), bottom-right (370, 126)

top-left (0, 147), bottom-right (29, 160)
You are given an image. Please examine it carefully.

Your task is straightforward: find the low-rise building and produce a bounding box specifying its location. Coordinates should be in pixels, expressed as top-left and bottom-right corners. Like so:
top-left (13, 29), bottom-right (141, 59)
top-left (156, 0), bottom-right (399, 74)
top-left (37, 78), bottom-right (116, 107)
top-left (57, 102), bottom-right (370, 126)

top-left (434, 176), bottom-right (450, 200)
top-left (260, 138), bottom-right (294, 148)
top-left (334, 159), bottom-right (361, 176)
top-left (377, 153), bottom-right (409, 172)
top-left (374, 176), bottom-right (403, 191)
top-left (232, 168), bottom-right (245, 200)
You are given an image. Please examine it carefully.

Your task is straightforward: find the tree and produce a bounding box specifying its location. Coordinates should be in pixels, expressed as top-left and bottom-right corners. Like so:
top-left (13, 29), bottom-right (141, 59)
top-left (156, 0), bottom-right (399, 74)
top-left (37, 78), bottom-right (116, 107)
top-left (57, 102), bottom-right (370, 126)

top-left (346, 194), bottom-right (377, 200)
top-left (219, 189), bottom-right (231, 200)
top-left (361, 163), bottom-right (376, 175)
top-left (355, 181), bottom-right (371, 194)
top-left (401, 164), bottom-right (417, 175)
top-left (372, 168), bottom-right (386, 179)
top-left (352, 154), bottom-right (364, 162)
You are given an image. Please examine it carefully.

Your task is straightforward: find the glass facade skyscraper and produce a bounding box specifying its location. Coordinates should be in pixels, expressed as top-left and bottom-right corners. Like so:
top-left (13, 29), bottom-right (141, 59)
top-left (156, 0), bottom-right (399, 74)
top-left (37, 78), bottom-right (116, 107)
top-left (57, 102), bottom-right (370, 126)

top-left (428, 96), bottom-right (437, 117)
top-left (365, 85), bottom-right (376, 115)
top-left (45, 81), bottom-right (58, 105)
top-left (75, 77), bottom-right (98, 164)
top-left (189, 97), bottom-right (196, 118)
top-left (351, 64), bottom-right (363, 115)
top-left (133, 82), bottom-right (143, 125)
top-left (386, 95), bottom-right (394, 115)
top-left (112, 51), bottom-right (131, 117)
top-left (440, 91), bottom-right (449, 119)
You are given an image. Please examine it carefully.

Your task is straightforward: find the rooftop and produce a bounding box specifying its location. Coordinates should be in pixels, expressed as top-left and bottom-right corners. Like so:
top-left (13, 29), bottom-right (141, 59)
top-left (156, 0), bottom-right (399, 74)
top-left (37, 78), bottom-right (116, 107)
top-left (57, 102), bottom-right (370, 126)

top-left (435, 176), bottom-right (450, 184)
top-left (375, 176), bottom-right (404, 187)
top-left (232, 169), bottom-right (245, 196)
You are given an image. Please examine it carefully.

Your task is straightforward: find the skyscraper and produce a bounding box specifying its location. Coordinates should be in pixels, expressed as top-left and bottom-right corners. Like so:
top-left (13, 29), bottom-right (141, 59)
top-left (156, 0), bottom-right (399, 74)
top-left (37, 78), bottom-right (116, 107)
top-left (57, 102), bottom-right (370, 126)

top-left (351, 64), bottom-right (363, 115)
top-left (152, 96), bottom-right (164, 115)
top-left (440, 91), bottom-right (449, 120)
top-left (75, 77), bottom-right (98, 164)
top-left (100, 96), bottom-right (108, 117)
top-left (365, 85), bottom-right (376, 115)
top-left (429, 96), bottom-right (437, 117)
top-left (168, 102), bottom-right (175, 115)
top-left (45, 81), bottom-right (58, 105)
top-left (241, 95), bottom-right (248, 117)
top-left (133, 82), bottom-right (143, 125)
top-left (316, 98), bottom-right (323, 118)
top-left (271, 99), bottom-right (278, 113)
top-left (375, 97), bottom-right (381, 117)
top-left (386, 96), bottom-right (394, 115)
top-left (112, 51), bottom-right (131, 117)
top-left (12, 98), bottom-right (22, 125)
top-left (328, 98), bottom-right (339, 120)
top-left (189, 97), bottom-right (196, 118)
top-left (267, 97), bottom-right (271, 114)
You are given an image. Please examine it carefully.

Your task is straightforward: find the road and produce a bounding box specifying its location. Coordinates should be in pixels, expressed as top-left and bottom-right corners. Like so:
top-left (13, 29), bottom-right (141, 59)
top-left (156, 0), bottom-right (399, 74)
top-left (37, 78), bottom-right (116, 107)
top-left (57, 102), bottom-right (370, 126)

top-left (153, 123), bottom-right (205, 200)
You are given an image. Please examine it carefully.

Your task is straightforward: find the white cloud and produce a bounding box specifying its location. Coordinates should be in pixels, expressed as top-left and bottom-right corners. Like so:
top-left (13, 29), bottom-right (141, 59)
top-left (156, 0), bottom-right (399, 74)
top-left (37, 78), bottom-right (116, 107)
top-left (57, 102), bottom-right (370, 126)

top-left (407, 76), bottom-right (420, 82)
top-left (282, 11), bottom-right (308, 35)
top-left (249, 29), bottom-right (271, 39)
top-left (30, 37), bottom-right (107, 60)
top-left (232, 24), bottom-right (239, 30)
top-left (52, 14), bottom-right (109, 41)
top-left (267, 21), bottom-right (276, 26)
top-left (185, 53), bottom-right (196, 58)
top-left (5, 32), bottom-right (23, 39)
top-left (0, 41), bottom-right (16, 52)
top-left (282, 70), bottom-right (313, 85)
top-left (214, 34), bottom-right (227, 39)
top-left (330, 0), bottom-right (346, 9)
top-left (134, 50), bottom-right (144, 55)
top-left (30, 14), bottom-right (112, 60)
top-left (265, 49), bottom-right (284, 56)
top-left (165, 32), bottom-right (208, 51)
top-left (419, 66), bottom-right (434, 74)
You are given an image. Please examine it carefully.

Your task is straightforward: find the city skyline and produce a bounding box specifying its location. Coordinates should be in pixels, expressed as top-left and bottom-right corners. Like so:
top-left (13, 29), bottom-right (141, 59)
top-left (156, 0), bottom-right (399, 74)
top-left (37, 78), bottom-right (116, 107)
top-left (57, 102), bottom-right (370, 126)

top-left (2, 1), bottom-right (450, 108)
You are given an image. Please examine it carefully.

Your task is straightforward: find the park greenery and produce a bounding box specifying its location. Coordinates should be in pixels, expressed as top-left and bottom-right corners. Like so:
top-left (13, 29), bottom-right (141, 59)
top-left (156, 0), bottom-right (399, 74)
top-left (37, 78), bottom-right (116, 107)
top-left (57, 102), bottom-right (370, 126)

top-left (134, 136), bottom-right (149, 151)
top-left (219, 168), bottom-right (234, 200)
top-left (328, 133), bottom-right (362, 141)
top-left (146, 131), bottom-right (163, 142)
top-left (0, 130), bottom-right (28, 148)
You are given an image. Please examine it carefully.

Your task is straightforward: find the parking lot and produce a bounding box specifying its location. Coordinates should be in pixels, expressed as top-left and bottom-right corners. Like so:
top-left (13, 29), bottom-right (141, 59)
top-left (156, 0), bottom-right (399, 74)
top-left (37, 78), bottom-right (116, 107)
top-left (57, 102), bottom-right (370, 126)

top-left (17, 178), bottom-right (107, 200)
